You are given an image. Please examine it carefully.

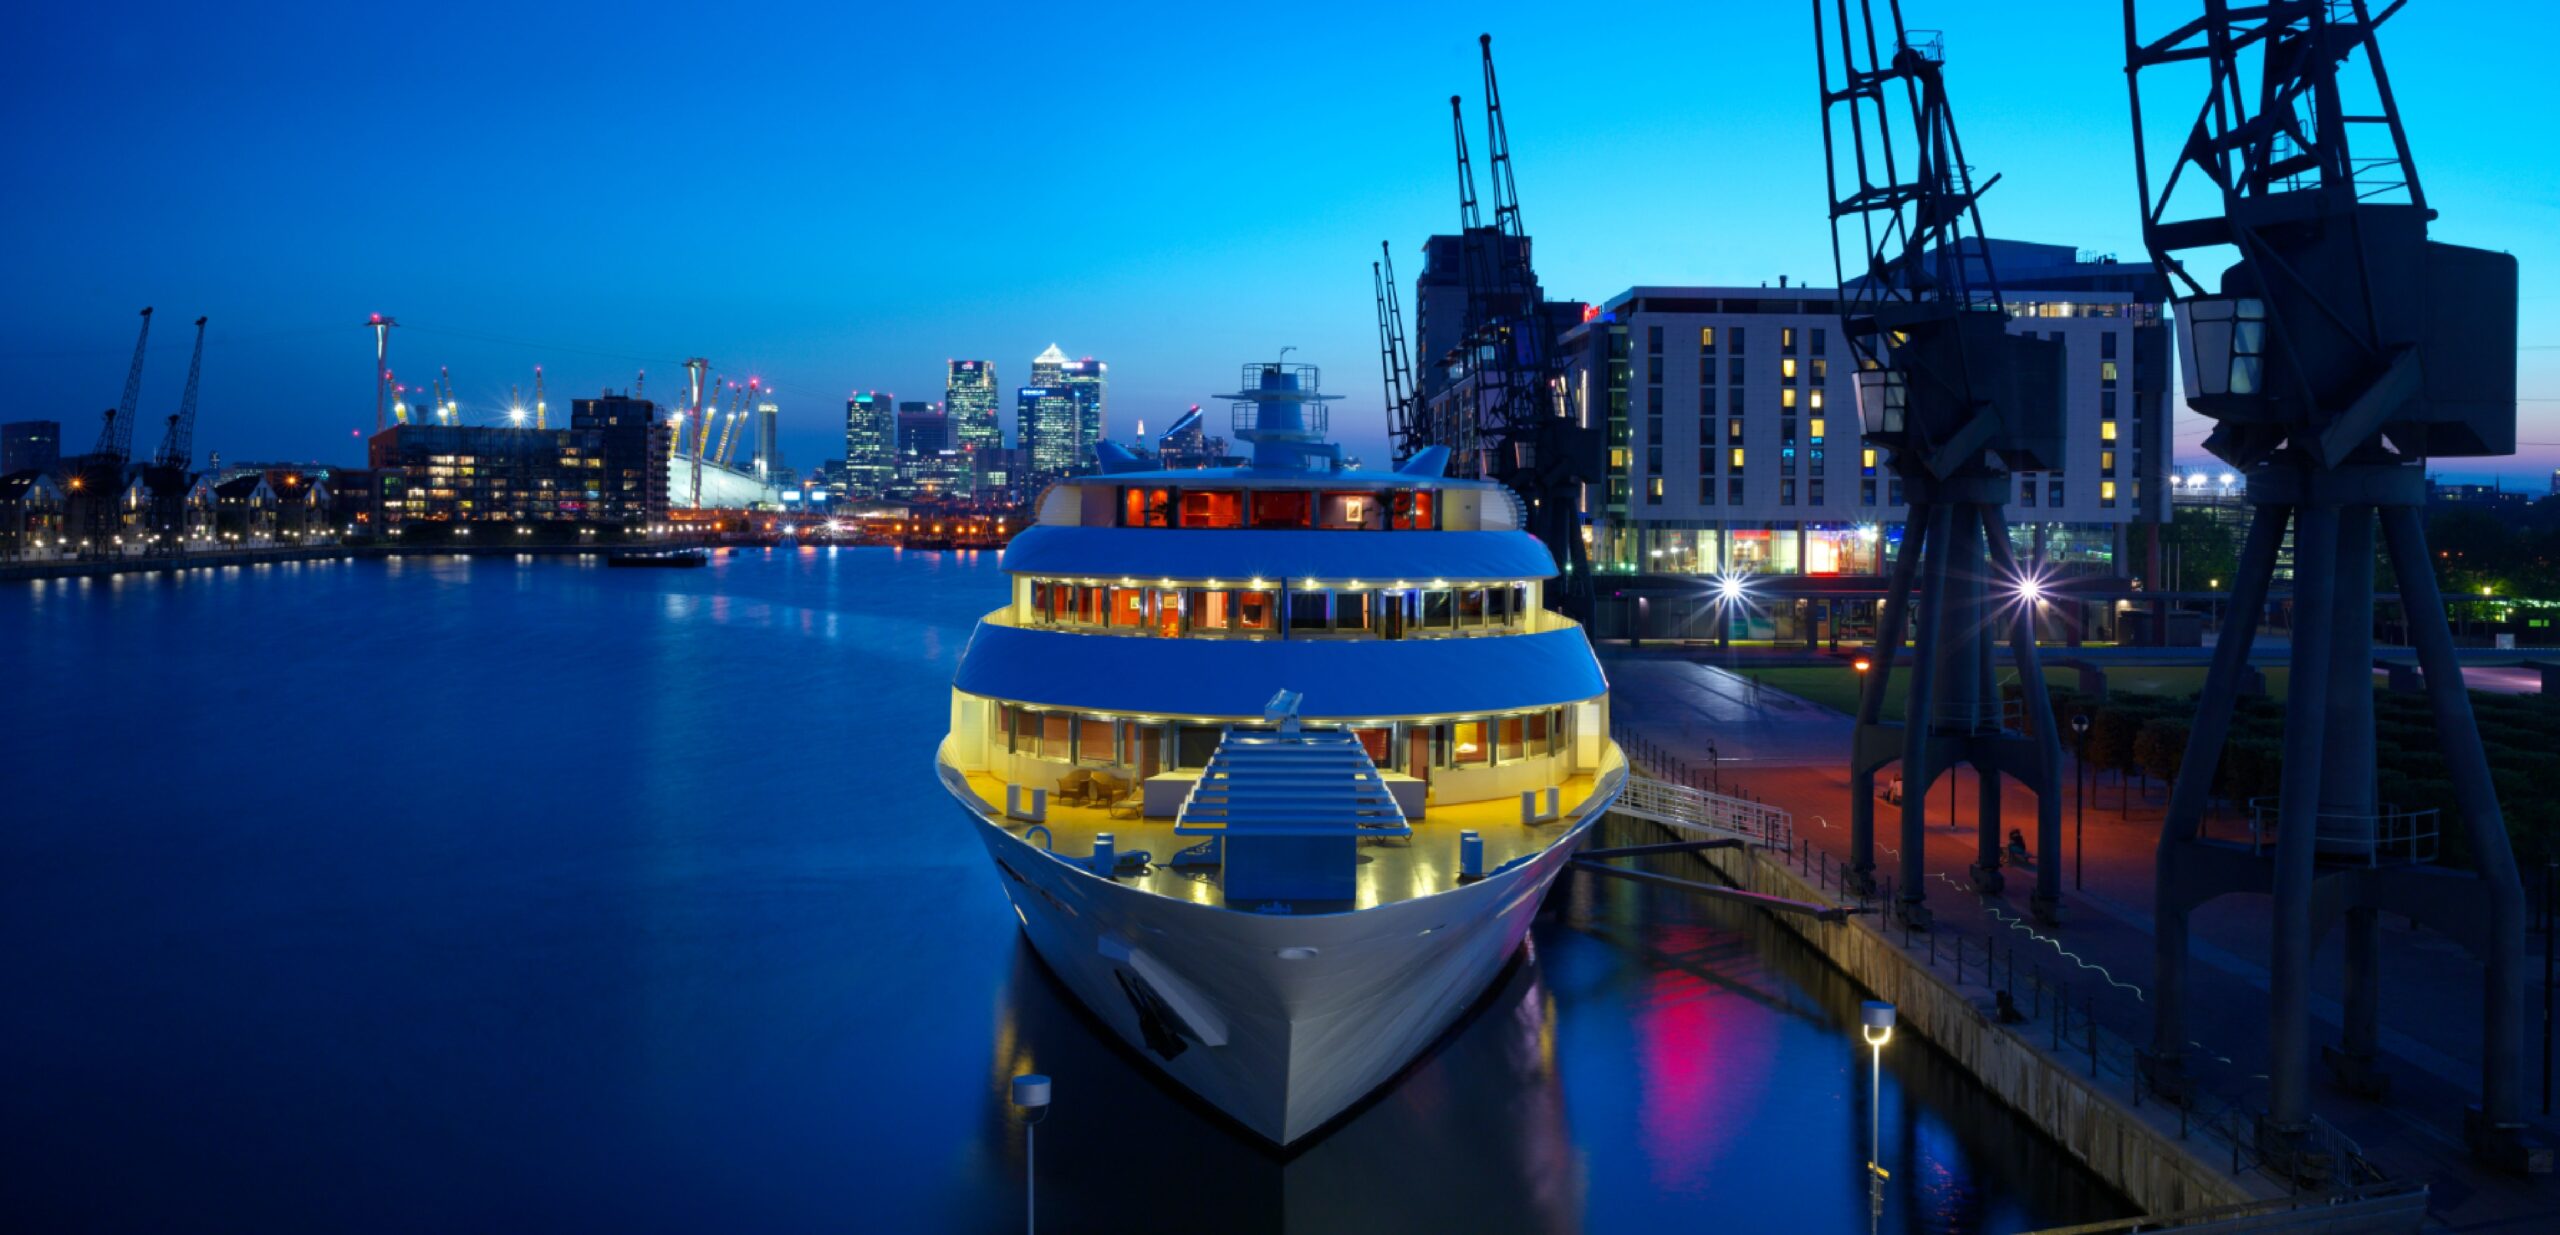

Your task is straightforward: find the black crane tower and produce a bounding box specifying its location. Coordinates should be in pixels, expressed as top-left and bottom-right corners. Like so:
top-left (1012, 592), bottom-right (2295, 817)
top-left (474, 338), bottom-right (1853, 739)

top-left (2123, 0), bottom-right (2543, 1178)
top-left (1814, 4), bottom-right (2070, 929)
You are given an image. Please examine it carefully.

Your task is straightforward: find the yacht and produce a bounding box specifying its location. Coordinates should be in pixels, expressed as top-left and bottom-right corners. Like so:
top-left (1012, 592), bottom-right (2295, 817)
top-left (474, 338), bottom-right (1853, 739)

top-left (936, 360), bottom-right (1625, 1145)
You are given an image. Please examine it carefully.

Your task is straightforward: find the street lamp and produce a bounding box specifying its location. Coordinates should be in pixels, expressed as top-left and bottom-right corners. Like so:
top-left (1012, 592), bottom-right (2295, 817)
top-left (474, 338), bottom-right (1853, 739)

top-left (2070, 713), bottom-right (2092, 891)
top-left (1860, 1001), bottom-right (1896, 1230)
top-left (1011, 1073), bottom-right (1051, 1235)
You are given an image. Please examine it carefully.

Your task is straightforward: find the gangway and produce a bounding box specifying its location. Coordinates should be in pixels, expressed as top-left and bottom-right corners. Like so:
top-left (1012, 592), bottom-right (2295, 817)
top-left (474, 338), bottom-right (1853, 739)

top-left (1609, 773), bottom-right (1792, 850)
top-left (1583, 772), bottom-right (1847, 921)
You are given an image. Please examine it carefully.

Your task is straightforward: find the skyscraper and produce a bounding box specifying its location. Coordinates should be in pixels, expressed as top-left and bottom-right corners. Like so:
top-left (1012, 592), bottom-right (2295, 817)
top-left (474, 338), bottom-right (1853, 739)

top-left (897, 402), bottom-right (949, 457)
top-left (946, 360), bottom-right (1000, 455)
top-left (1058, 355), bottom-right (1107, 474)
top-left (843, 391), bottom-right (897, 499)
top-left (1019, 344), bottom-right (1079, 484)
top-left (752, 399), bottom-right (781, 481)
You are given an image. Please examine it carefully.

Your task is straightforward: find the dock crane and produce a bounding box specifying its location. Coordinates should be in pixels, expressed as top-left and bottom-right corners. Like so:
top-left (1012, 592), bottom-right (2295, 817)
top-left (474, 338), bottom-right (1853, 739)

top-left (1443, 91), bottom-right (1490, 478)
top-left (74, 307), bottom-right (154, 548)
top-left (1373, 242), bottom-right (1419, 459)
top-left (1461, 35), bottom-right (1600, 615)
top-left (1814, 4), bottom-right (2069, 931)
top-left (2121, 0), bottom-right (2539, 1176)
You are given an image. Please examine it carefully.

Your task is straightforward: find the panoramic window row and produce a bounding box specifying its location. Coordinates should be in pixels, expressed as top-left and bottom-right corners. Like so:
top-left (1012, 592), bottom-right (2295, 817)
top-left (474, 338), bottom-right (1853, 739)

top-left (992, 704), bottom-right (1570, 777)
top-left (1023, 580), bottom-right (1534, 639)
top-left (1118, 485), bottom-right (1439, 530)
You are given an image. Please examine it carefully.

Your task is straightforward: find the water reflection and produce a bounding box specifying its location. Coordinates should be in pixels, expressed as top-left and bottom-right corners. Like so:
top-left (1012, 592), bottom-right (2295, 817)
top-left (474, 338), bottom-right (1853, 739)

top-left (980, 938), bottom-right (1583, 1235)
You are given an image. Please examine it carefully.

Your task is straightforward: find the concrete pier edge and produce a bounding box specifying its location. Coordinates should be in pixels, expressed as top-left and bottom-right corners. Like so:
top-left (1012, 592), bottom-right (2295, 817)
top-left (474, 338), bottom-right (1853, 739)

top-left (1651, 819), bottom-right (2280, 1216)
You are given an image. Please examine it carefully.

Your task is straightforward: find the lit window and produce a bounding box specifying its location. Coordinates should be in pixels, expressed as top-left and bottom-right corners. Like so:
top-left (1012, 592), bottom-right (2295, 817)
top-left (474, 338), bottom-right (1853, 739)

top-left (1781, 388), bottom-right (1798, 410)
top-left (1781, 327), bottom-right (1796, 351)
top-left (1699, 326), bottom-right (1716, 349)
top-left (1861, 448), bottom-right (1876, 467)
top-left (1647, 477), bottom-right (1664, 503)
top-left (1809, 418), bottom-right (1826, 440)
top-left (2100, 420), bottom-right (2118, 442)
top-left (2100, 480), bottom-right (2118, 503)
top-left (1781, 358), bottom-right (1798, 380)
top-left (1809, 390), bottom-right (1823, 410)
top-left (1730, 448), bottom-right (1746, 469)
top-left (2100, 360), bottom-right (2120, 383)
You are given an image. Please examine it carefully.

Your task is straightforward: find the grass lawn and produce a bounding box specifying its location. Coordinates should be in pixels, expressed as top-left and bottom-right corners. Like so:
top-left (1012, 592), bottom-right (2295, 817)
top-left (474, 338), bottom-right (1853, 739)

top-left (1731, 663), bottom-right (2293, 719)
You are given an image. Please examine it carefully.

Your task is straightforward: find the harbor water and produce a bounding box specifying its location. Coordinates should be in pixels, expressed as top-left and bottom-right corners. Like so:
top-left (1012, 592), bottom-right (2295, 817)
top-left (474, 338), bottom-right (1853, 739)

top-left (0, 548), bottom-right (2134, 1232)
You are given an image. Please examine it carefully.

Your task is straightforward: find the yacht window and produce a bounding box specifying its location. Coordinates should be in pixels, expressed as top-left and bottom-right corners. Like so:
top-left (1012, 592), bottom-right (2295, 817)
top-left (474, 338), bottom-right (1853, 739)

top-left (1510, 584), bottom-right (1530, 623)
top-left (1421, 590), bottom-right (1454, 629)
top-left (1286, 591), bottom-right (1329, 632)
top-left (1527, 710), bottom-right (1553, 756)
top-left (1122, 486), bottom-right (1174, 527)
top-left (1029, 581), bottom-right (1051, 620)
top-left (1377, 591), bottom-right (1407, 639)
top-left (1077, 585), bottom-right (1108, 626)
top-left (1152, 589), bottom-right (1184, 637)
top-left (1235, 590), bottom-right (1276, 633)
top-left (1319, 492), bottom-right (1381, 529)
top-left (1389, 489), bottom-right (1437, 530)
top-left (1250, 489), bottom-right (1313, 529)
top-left (1179, 490), bottom-right (1243, 528)
top-left (1350, 726), bottom-right (1392, 765)
top-left (1075, 715), bottom-right (1117, 763)
top-left (1125, 722), bottom-right (1162, 778)
top-left (1458, 588), bottom-right (1488, 627)
top-left (1497, 716), bottom-right (1527, 762)
top-left (1450, 720), bottom-right (1489, 765)
top-left (1040, 712), bottom-right (1073, 761)
top-left (1191, 588), bottom-right (1230, 632)
top-left (1110, 588), bottom-right (1148, 628)
top-left (1335, 592), bottom-right (1372, 634)
top-left (1176, 725), bottom-right (1223, 769)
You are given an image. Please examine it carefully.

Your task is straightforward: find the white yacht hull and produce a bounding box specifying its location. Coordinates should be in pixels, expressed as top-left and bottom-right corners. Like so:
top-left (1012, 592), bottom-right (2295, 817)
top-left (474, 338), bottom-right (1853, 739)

top-left (960, 792), bottom-right (1618, 1145)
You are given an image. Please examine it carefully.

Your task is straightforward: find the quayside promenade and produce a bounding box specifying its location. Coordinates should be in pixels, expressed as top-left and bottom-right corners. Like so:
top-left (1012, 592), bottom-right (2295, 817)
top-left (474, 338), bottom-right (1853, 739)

top-left (1601, 644), bottom-right (2556, 1232)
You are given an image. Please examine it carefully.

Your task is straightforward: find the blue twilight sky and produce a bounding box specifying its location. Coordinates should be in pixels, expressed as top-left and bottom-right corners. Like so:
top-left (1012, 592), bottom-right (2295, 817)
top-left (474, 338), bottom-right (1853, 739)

top-left (4, 1), bottom-right (2555, 482)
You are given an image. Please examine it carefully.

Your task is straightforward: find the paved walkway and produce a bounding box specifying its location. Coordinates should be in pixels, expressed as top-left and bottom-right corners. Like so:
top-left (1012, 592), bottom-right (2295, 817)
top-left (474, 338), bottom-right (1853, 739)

top-left (1600, 647), bottom-right (2559, 1230)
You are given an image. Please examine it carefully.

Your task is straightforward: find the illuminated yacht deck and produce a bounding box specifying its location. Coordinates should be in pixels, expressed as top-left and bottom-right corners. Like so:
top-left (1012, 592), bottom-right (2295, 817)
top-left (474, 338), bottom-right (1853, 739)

top-left (940, 743), bottom-right (1623, 913)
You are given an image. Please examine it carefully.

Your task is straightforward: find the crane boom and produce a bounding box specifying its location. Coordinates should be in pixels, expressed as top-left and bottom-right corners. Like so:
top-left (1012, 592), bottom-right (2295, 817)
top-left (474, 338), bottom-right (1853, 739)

top-left (154, 316), bottom-right (208, 470)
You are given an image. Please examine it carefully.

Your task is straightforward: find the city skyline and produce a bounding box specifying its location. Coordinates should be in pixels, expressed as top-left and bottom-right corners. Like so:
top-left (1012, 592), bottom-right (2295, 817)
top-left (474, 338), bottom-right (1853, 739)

top-left (5, 2), bottom-right (2554, 481)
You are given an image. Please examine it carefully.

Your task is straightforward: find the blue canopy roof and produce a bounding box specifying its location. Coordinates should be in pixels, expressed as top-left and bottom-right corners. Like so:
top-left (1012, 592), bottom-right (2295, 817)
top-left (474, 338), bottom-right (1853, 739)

top-left (1000, 526), bottom-right (1558, 582)
top-left (954, 622), bottom-right (1607, 719)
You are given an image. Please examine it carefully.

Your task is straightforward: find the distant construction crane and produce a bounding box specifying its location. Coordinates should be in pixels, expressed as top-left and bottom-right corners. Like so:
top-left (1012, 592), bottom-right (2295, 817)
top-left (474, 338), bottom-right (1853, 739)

top-left (1373, 241), bottom-right (1418, 457)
